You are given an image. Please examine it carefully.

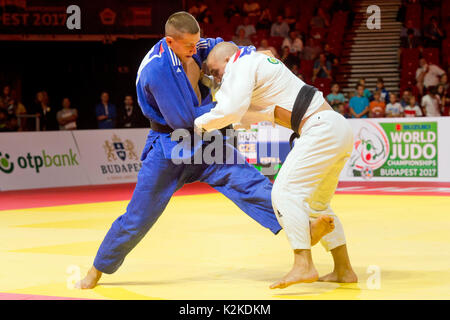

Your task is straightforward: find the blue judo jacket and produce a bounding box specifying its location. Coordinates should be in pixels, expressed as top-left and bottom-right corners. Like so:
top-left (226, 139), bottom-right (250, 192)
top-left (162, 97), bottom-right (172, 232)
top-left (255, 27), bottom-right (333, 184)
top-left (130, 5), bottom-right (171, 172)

top-left (135, 37), bottom-right (224, 160)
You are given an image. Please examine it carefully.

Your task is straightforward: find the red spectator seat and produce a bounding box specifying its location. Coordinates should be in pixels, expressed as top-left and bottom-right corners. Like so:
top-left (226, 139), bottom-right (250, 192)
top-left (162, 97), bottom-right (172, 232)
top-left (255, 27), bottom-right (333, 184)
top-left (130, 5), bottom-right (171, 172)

top-left (331, 11), bottom-right (349, 26)
top-left (401, 48), bottom-right (420, 62)
top-left (300, 60), bottom-right (314, 80)
top-left (268, 36), bottom-right (284, 50)
top-left (422, 48), bottom-right (440, 65)
top-left (313, 78), bottom-right (332, 96)
top-left (229, 15), bottom-right (243, 29)
top-left (406, 3), bottom-right (422, 28)
top-left (401, 69), bottom-right (416, 82)
top-left (402, 59), bottom-right (419, 72)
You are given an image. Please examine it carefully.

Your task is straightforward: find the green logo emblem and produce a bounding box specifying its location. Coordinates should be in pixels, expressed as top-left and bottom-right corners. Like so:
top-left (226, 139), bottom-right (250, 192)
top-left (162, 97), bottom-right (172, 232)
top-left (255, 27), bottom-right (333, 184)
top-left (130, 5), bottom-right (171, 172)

top-left (0, 152), bottom-right (14, 174)
top-left (267, 57), bottom-right (280, 64)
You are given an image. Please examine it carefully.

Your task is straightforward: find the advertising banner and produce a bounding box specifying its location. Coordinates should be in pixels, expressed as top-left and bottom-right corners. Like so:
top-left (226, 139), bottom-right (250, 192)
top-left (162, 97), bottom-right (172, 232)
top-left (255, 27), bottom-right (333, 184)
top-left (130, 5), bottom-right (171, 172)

top-left (72, 129), bottom-right (148, 185)
top-left (0, 131), bottom-right (89, 191)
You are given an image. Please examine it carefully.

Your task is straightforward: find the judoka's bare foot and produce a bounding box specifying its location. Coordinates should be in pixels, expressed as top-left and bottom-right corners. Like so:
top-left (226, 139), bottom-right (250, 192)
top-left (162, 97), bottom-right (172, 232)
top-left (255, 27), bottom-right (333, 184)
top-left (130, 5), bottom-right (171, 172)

top-left (319, 245), bottom-right (357, 283)
top-left (270, 250), bottom-right (318, 289)
top-left (318, 269), bottom-right (358, 283)
top-left (75, 266), bottom-right (102, 289)
top-left (310, 215), bottom-right (335, 246)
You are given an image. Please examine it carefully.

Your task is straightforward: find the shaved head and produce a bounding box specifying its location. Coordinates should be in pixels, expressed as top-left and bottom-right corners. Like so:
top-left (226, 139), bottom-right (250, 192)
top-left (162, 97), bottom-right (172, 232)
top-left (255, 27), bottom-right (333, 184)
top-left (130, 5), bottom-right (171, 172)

top-left (164, 11), bottom-right (200, 64)
top-left (207, 42), bottom-right (239, 65)
top-left (165, 11), bottom-right (199, 39)
top-left (206, 42), bottom-right (239, 83)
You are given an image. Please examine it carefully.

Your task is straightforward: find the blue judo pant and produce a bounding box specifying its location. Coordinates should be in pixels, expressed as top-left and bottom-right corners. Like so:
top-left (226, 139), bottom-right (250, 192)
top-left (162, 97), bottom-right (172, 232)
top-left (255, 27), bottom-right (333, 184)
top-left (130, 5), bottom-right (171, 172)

top-left (94, 131), bottom-right (282, 274)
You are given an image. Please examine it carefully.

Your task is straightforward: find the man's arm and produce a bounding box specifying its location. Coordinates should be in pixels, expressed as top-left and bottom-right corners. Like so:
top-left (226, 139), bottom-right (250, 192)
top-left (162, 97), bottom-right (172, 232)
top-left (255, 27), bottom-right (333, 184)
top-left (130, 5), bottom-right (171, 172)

top-left (195, 60), bottom-right (257, 132)
top-left (195, 37), bottom-right (224, 62)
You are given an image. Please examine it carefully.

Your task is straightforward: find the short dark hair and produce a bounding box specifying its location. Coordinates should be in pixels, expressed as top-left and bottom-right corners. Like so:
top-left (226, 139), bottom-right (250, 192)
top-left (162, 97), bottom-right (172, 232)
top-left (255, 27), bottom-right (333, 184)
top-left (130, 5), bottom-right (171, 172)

top-left (165, 11), bottom-right (200, 38)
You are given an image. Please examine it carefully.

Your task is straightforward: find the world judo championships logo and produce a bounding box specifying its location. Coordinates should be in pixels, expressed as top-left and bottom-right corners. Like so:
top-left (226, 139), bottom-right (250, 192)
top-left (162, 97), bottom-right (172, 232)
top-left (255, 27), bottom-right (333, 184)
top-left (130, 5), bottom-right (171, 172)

top-left (347, 121), bottom-right (389, 179)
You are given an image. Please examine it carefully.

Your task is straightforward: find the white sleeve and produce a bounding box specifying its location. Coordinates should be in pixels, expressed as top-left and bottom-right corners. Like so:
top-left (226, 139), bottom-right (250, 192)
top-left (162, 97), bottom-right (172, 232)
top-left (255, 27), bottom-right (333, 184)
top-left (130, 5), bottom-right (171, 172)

top-left (415, 105), bottom-right (423, 116)
top-left (194, 58), bottom-right (257, 132)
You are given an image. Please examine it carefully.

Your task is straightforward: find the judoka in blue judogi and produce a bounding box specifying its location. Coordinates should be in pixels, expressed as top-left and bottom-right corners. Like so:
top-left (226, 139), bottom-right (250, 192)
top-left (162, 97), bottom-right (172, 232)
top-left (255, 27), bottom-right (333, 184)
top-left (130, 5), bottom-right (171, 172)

top-left (93, 37), bottom-right (281, 274)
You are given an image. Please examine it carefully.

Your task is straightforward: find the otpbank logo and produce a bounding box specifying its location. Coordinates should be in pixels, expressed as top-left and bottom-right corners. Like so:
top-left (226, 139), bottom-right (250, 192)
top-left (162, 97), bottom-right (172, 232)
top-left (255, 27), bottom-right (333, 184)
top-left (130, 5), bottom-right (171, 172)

top-left (0, 149), bottom-right (79, 174)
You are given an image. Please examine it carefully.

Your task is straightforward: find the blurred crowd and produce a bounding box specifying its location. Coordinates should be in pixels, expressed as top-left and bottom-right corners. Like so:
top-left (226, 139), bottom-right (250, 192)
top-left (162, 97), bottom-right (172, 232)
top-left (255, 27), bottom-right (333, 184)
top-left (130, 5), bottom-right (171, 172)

top-left (1, 0), bottom-right (449, 132)
top-left (0, 86), bottom-right (149, 132)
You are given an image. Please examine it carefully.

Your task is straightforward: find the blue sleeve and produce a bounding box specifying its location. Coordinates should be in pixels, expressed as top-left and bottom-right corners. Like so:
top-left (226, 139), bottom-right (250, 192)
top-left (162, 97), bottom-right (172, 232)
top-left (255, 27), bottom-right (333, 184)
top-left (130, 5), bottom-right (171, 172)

top-left (146, 66), bottom-right (216, 130)
top-left (195, 37), bottom-right (224, 62)
top-left (95, 105), bottom-right (102, 117)
top-left (110, 105), bottom-right (117, 119)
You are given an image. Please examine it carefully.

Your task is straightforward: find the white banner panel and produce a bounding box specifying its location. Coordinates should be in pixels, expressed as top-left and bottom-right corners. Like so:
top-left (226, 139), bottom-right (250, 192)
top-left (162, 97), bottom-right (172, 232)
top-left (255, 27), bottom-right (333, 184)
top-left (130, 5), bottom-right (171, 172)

top-left (72, 129), bottom-right (148, 185)
top-left (0, 131), bottom-right (89, 191)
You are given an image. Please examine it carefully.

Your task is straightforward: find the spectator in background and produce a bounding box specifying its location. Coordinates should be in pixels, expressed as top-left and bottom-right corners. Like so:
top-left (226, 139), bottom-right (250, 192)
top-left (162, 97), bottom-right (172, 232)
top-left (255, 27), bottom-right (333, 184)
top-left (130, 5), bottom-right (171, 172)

top-left (57, 97), bottom-right (78, 130)
top-left (96, 91), bottom-right (117, 129)
top-left (312, 53), bottom-right (332, 82)
top-left (280, 46), bottom-right (300, 69)
top-left (310, 8), bottom-right (330, 29)
top-left (224, 1), bottom-right (241, 22)
top-left (437, 83), bottom-right (446, 99)
top-left (283, 6), bottom-right (297, 30)
top-left (0, 85), bottom-right (12, 109)
top-left (0, 109), bottom-right (9, 131)
top-left (31, 91), bottom-right (58, 131)
top-left (236, 16), bottom-right (256, 38)
top-left (232, 28), bottom-right (253, 46)
top-left (375, 78), bottom-right (390, 103)
top-left (400, 19), bottom-right (421, 38)
top-left (198, 8), bottom-right (213, 24)
top-left (290, 64), bottom-right (300, 76)
top-left (441, 87), bottom-right (450, 116)
top-left (256, 7), bottom-right (272, 30)
top-left (400, 88), bottom-right (413, 108)
top-left (369, 91), bottom-right (386, 118)
top-left (242, 0), bottom-right (261, 17)
top-left (358, 78), bottom-right (373, 101)
top-left (282, 30), bottom-right (303, 54)
top-left (439, 73), bottom-right (449, 91)
top-left (330, 0), bottom-right (351, 15)
top-left (323, 44), bottom-right (338, 67)
top-left (416, 58), bottom-right (446, 95)
top-left (5, 89), bottom-right (26, 131)
top-left (257, 38), bottom-right (279, 58)
top-left (401, 28), bottom-right (421, 48)
top-left (349, 84), bottom-right (370, 118)
top-left (423, 16), bottom-right (444, 48)
top-left (403, 96), bottom-right (423, 117)
top-left (301, 38), bottom-right (321, 61)
top-left (385, 93), bottom-right (404, 117)
top-left (421, 86), bottom-right (441, 116)
top-left (326, 83), bottom-right (346, 115)
top-left (188, 1), bottom-right (208, 19)
top-left (270, 15), bottom-right (289, 38)
top-left (118, 95), bottom-right (149, 128)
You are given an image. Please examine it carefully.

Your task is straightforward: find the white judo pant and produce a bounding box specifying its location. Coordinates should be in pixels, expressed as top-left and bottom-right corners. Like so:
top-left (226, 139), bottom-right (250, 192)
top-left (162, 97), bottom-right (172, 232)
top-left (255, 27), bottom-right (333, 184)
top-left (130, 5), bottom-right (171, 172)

top-left (272, 110), bottom-right (354, 251)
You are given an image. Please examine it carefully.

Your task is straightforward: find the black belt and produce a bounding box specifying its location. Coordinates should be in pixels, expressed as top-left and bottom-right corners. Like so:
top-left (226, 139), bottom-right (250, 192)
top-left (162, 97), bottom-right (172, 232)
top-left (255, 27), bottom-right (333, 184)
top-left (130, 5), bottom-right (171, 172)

top-left (289, 84), bottom-right (318, 148)
top-left (151, 121), bottom-right (173, 133)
